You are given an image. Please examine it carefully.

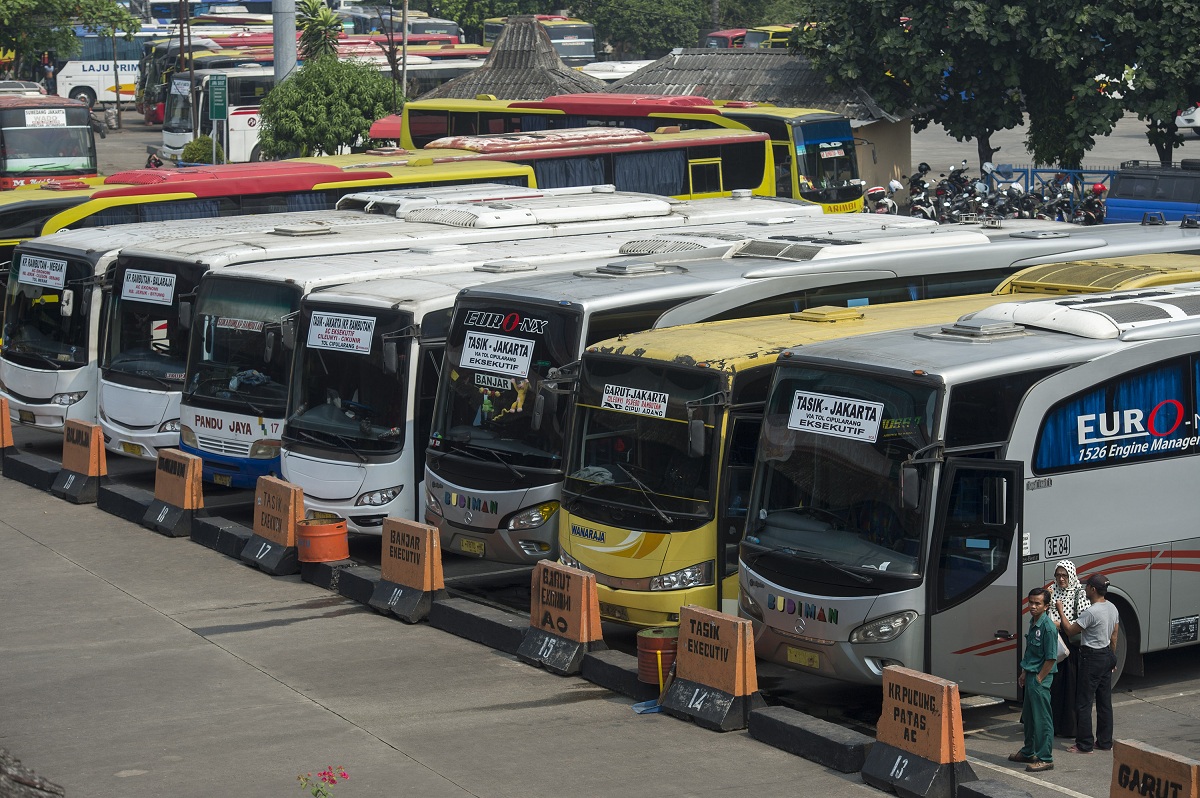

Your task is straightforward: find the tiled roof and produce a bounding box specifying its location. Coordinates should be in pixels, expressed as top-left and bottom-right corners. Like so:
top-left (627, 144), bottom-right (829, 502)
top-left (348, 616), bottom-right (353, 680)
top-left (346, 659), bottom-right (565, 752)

top-left (606, 49), bottom-right (903, 122)
top-left (417, 15), bottom-right (606, 100)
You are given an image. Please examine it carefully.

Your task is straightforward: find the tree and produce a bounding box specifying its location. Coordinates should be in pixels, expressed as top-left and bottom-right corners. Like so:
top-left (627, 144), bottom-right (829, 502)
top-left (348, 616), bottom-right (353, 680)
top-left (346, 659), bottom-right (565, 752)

top-left (298, 0), bottom-right (343, 61)
top-left (78, 0), bottom-right (141, 127)
top-left (571, 0), bottom-right (707, 59)
top-left (257, 57), bottom-right (396, 158)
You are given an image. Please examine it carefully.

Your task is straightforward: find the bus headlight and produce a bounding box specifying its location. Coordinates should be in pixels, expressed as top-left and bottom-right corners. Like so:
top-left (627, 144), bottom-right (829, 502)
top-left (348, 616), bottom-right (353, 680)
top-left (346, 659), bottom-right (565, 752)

top-left (180, 424), bottom-right (197, 448)
top-left (505, 501), bottom-right (559, 530)
top-left (50, 391), bottom-right (86, 406)
top-left (559, 550), bottom-right (581, 569)
top-left (248, 439), bottom-right (281, 459)
top-left (425, 485), bottom-right (443, 517)
top-left (850, 610), bottom-right (918, 644)
top-left (158, 419), bottom-right (180, 433)
top-left (650, 561), bottom-right (713, 591)
top-left (739, 587), bottom-right (763, 621)
top-left (357, 485), bottom-right (402, 506)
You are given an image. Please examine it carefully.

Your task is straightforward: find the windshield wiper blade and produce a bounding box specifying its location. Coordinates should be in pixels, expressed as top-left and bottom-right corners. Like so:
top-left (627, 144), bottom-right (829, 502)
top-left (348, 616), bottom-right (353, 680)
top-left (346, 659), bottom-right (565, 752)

top-left (615, 463), bottom-right (671, 525)
top-left (7, 349), bottom-right (65, 370)
top-left (744, 544), bottom-right (872, 584)
top-left (482, 446), bottom-right (524, 480)
top-left (332, 432), bottom-right (367, 464)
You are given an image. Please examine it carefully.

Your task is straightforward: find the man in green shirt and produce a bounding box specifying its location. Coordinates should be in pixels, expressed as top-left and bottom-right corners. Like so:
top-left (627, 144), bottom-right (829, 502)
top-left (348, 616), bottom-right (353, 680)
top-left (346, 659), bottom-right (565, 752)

top-left (1009, 587), bottom-right (1057, 772)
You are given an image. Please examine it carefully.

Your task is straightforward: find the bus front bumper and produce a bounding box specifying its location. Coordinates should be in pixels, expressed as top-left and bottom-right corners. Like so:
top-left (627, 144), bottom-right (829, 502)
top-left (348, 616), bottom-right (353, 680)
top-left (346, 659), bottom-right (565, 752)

top-left (179, 441), bottom-right (277, 490)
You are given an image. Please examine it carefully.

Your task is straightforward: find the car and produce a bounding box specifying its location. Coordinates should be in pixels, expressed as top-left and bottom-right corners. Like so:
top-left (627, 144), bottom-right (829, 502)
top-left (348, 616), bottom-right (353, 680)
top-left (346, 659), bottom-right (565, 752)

top-left (0, 80), bottom-right (46, 96)
top-left (1177, 103), bottom-right (1200, 137)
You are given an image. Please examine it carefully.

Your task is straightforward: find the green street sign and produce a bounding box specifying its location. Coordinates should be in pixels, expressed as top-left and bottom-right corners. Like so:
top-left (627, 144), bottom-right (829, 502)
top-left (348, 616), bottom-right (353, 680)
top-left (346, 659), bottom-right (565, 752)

top-left (208, 74), bottom-right (227, 121)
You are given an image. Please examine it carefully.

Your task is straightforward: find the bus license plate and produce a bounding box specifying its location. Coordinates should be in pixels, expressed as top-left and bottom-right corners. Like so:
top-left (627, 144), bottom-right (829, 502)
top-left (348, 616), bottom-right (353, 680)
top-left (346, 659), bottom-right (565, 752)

top-left (213, 473), bottom-right (232, 487)
top-left (786, 646), bottom-right (820, 670)
top-left (459, 538), bottom-right (485, 557)
top-left (121, 442), bottom-right (142, 456)
top-left (18, 410), bottom-right (34, 424)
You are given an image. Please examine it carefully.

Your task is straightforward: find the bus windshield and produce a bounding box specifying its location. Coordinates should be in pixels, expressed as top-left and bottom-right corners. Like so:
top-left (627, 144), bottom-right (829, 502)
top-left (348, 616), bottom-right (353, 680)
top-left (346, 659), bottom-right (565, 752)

top-left (793, 118), bottom-right (858, 197)
top-left (744, 366), bottom-right (937, 582)
top-left (564, 358), bottom-right (719, 532)
top-left (0, 105), bottom-right (96, 179)
top-left (163, 78), bottom-right (194, 133)
top-left (546, 24), bottom-right (594, 57)
top-left (184, 278), bottom-right (299, 414)
top-left (2, 252), bottom-right (91, 367)
top-left (102, 263), bottom-right (200, 387)
top-left (430, 301), bottom-right (582, 470)
top-left (285, 306), bottom-right (411, 453)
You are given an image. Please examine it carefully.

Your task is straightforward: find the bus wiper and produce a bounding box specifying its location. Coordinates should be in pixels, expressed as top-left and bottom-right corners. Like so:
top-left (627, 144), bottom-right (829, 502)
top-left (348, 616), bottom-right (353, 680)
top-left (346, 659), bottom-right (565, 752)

top-left (561, 476), bottom-right (610, 512)
top-left (615, 463), bottom-right (671, 525)
top-left (224, 390), bottom-right (267, 416)
top-left (120, 369), bottom-right (175, 390)
top-left (10, 350), bottom-right (64, 370)
top-left (482, 446), bottom-right (524, 480)
top-left (743, 545), bottom-right (872, 583)
top-left (332, 432), bottom-right (367, 464)
top-left (289, 428), bottom-right (365, 463)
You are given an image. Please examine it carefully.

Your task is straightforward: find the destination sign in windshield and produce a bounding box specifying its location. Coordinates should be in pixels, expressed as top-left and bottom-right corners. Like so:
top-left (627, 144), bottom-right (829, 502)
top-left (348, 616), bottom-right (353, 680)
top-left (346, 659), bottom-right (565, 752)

top-left (462, 331), bottom-right (533, 377)
top-left (787, 390), bottom-right (884, 442)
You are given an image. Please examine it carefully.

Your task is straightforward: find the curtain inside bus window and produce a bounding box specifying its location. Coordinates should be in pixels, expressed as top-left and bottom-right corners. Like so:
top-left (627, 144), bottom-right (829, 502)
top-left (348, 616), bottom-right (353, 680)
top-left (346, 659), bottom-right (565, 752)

top-left (532, 156), bottom-right (604, 189)
top-left (613, 150), bottom-right (685, 195)
top-left (519, 114), bottom-right (549, 131)
top-left (139, 199), bottom-right (220, 222)
top-left (90, 205), bottom-right (140, 227)
top-left (285, 193), bottom-right (332, 212)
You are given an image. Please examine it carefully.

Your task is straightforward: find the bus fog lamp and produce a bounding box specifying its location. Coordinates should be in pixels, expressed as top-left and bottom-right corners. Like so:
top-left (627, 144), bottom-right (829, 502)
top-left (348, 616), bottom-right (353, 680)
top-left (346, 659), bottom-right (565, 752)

top-left (850, 610), bottom-right (918, 643)
top-left (50, 391), bottom-right (86, 406)
top-left (649, 561), bottom-right (713, 591)
top-left (248, 439), bottom-right (281, 459)
top-left (506, 501), bottom-right (560, 530)
top-left (180, 424), bottom-right (197, 448)
top-left (158, 419), bottom-right (180, 433)
top-left (425, 485), bottom-right (442, 516)
top-left (357, 485), bottom-right (402, 506)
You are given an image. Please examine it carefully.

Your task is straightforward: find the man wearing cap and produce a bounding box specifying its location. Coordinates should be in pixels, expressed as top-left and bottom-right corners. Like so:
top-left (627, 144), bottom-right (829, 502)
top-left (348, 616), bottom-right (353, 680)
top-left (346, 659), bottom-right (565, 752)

top-left (1056, 573), bottom-right (1119, 753)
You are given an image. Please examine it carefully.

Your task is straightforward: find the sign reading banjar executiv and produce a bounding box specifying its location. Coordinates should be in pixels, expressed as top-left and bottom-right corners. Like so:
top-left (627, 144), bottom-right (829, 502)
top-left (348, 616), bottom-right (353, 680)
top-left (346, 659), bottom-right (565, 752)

top-left (516, 560), bottom-right (604, 675)
top-left (368, 518), bottom-right (446, 623)
top-left (1111, 740), bottom-right (1200, 798)
top-left (51, 420), bottom-right (106, 503)
top-left (861, 666), bottom-right (976, 798)
top-left (660, 605), bottom-right (761, 731)
top-left (240, 476), bottom-right (304, 576)
top-left (142, 448), bottom-right (203, 537)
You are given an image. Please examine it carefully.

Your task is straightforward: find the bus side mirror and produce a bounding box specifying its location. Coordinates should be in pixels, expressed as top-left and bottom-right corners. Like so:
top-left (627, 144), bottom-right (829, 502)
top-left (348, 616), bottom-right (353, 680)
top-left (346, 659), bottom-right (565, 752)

top-left (530, 392), bottom-right (545, 431)
top-left (281, 316), bottom-right (296, 351)
top-left (900, 464), bottom-right (920, 510)
top-left (688, 418), bottom-right (706, 458)
top-left (81, 287), bottom-right (92, 311)
top-left (382, 340), bottom-right (398, 375)
top-left (263, 330), bottom-right (276, 363)
top-left (179, 300), bottom-right (192, 330)
top-left (60, 289), bottom-right (73, 317)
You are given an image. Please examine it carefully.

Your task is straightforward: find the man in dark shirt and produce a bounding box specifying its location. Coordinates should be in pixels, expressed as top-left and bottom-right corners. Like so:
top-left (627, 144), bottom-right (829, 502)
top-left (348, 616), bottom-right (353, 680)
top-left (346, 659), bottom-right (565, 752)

top-left (1009, 587), bottom-right (1057, 772)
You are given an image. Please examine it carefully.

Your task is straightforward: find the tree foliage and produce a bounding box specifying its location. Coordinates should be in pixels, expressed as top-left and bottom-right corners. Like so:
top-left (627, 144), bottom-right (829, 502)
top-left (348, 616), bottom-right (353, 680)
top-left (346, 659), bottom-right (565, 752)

top-left (571, 0), bottom-right (707, 58)
top-left (298, 0), bottom-right (344, 62)
top-left (258, 57), bottom-right (396, 158)
top-left (1, 0), bottom-right (136, 80)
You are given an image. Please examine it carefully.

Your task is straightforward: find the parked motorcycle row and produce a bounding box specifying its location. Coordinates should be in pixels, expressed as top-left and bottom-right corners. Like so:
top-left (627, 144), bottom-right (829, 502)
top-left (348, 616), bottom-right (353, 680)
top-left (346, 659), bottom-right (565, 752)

top-left (864, 160), bottom-right (1108, 225)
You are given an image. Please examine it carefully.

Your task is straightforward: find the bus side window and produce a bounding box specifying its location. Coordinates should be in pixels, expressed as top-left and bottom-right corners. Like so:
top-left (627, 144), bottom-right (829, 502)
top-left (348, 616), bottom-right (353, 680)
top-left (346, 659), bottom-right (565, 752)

top-left (937, 469), bottom-right (1013, 607)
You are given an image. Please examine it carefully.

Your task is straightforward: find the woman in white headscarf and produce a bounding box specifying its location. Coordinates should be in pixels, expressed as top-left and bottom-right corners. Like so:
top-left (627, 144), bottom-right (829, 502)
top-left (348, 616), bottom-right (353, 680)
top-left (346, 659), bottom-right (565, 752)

top-left (1049, 559), bottom-right (1090, 737)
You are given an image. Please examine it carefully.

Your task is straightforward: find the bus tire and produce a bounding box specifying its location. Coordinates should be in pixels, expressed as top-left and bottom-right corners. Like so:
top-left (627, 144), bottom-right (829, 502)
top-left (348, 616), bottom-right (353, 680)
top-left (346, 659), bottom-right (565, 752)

top-left (249, 145), bottom-right (262, 162)
top-left (69, 87), bottom-right (97, 108)
top-left (1108, 596), bottom-right (1139, 687)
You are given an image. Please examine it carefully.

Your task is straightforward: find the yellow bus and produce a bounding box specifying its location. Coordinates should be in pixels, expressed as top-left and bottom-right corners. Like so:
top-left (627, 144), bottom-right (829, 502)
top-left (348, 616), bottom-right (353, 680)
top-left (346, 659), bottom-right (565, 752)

top-left (384, 94), bottom-right (862, 211)
top-left (557, 254), bottom-right (1200, 627)
top-left (0, 158), bottom-right (536, 263)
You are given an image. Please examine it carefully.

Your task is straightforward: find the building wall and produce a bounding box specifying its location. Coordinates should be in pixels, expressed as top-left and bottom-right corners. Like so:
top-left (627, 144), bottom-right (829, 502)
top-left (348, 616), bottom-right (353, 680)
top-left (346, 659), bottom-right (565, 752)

top-left (855, 117), bottom-right (912, 201)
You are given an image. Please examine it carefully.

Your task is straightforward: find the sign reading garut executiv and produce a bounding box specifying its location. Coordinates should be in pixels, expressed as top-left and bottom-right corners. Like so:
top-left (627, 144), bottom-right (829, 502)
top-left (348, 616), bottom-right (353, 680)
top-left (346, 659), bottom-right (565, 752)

top-left (240, 476), bottom-right (304, 575)
top-left (516, 560), bottom-right (604, 675)
top-left (1111, 740), bottom-right (1200, 798)
top-left (368, 518), bottom-right (445, 623)
top-left (51, 420), bottom-right (106, 503)
top-left (861, 666), bottom-right (976, 798)
top-left (660, 605), bottom-right (762, 731)
top-left (142, 448), bottom-right (204, 537)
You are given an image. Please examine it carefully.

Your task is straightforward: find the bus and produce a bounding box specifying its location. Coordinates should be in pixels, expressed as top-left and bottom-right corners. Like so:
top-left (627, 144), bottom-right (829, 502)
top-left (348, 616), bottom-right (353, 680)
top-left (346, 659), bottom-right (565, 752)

top-left (337, 8), bottom-right (462, 42)
top-left (704, 29), bottom-right (747, 48)
top-left (559, 254), bottom-right (1200, 628)
top-left (279, 214), bottom-right (924, 532)
top-left (161, 60), bottom-right (484, 163)
top-left (0, 157), bottom-right (536, 264)
top-left (53, 28), bottom-right (174, 107)
top-left (1, 180), bottom-right (558, 437)
top-left (387, 94), bottom-right (863, 212)
top-left (742, 25), bottom-right (798, 49)
top-left (482, 16), bottom-right (596, 66)
top-left (100, 188), bottom-right (820, 474)
top-left (426, 220), bottom-right (1200, 566)
top-left (0, 95), bottom-right (98, 188)
top-left (738, 276), bottom-right (1200, 696)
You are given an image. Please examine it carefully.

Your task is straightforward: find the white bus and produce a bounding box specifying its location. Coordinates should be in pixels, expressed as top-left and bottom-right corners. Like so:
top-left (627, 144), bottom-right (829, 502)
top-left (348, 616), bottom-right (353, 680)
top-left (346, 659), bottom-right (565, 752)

top-left (5, 183), bottom-right (606, 438)
top-left (54, 28), bottom-right (173, 107)
top-left (161, 59), bottom-right (483, 163)
top-left (426, 221), bottom-right (1200, 565)
top-left (738, 279), bottom-right (1200, 697)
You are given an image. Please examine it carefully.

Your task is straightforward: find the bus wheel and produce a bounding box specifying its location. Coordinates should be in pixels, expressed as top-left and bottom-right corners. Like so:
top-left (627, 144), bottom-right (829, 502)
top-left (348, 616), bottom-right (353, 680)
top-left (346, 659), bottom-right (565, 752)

top-left (249, 145), bottom-right (262, 162)
top-left (69, 87), bottom-right (97, 108)
top-left (1109, 598), bottom-right (1136, 688)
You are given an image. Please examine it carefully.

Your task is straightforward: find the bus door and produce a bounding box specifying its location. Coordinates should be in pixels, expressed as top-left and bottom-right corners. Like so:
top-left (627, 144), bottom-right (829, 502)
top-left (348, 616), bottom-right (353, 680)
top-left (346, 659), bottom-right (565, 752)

top-left (716, 412), bottom-right (759, 614)
top-left (927, 458), bottom-right (1022, 699)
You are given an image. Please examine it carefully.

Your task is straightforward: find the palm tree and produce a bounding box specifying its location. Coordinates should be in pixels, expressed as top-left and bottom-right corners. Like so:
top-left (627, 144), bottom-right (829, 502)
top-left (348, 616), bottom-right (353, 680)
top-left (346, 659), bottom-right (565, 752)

top-left (298, 0), bottom-right (343, 61)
